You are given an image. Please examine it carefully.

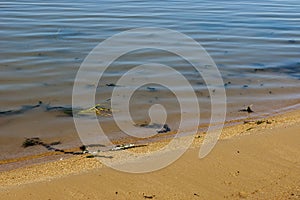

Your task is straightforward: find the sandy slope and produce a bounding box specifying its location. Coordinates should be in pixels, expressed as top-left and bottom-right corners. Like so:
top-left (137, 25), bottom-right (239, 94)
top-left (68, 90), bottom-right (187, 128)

top-left (0, 111), bottom-right (300, 199)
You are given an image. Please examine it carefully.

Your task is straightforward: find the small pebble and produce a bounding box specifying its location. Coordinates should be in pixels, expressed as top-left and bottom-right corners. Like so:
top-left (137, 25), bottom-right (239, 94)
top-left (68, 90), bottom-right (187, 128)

top-left (288, 40), bottom-right (296, 44)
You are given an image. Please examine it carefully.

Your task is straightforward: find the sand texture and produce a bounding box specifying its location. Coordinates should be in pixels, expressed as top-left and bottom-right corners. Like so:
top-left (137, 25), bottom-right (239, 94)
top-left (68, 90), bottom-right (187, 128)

top-left (0, 110), bottom-right (300, 199)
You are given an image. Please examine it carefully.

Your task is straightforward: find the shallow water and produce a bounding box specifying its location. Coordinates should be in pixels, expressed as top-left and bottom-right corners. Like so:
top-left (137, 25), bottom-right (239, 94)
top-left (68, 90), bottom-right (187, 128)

top-left (0, 0), bottom-right (300, 163)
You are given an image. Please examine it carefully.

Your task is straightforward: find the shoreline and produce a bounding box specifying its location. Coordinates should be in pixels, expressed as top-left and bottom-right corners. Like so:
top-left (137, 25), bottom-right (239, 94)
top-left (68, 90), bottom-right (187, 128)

top-left (0, 108), bottom-right (299, 199)
top-left (1, 103), bottom-right (299, 173)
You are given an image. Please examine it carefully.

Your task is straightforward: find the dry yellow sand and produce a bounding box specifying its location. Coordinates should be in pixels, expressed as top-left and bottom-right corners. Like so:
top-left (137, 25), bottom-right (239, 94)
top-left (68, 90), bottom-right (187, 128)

top-left (0, 109), bottom-right (300, 199)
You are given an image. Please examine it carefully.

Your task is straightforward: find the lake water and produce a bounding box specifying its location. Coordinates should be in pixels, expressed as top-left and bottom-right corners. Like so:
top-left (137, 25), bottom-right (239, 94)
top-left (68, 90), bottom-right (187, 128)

top-left (0, 0), bottom-right (300, 166)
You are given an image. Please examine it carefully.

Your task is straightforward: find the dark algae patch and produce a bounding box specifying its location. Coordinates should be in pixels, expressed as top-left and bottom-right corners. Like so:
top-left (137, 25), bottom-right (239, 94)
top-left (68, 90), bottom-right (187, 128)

top-left (0, 101), bottom-right (112, 117)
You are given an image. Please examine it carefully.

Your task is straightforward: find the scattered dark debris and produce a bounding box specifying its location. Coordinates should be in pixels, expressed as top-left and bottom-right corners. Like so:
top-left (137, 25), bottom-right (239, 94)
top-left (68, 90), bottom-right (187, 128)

top-left (157, 124), bottom-right (171, 133)
top-left (46, 105), bottom-right (73, 116)
top-left (239, 105), bottom-right (254, 113)
top-left (224, 81), bottom-right (231, 87)
top-left (45, 104), bottom-right (71, 111)
top-left (110, 144), bottom-right (147, 151)
top-left (244, 119), bottom-right (273, 125)
top-left (194, 193), bottom-right (200, 197)
top-left (256, 120), bottom-right (264, 125)
top-left (143, 194), bottom-right (155, 199)
top-left (254, 68), bottom-right (265, 72)
top-left (106, 83), bottom-right (116, 87)
top-left (23, 137), bottom-right (86, 155)
top-left (23, 137), bottom-right (147, 155)
top-left (0, 101), bottom-right (42, 116)
top-left (146, 86), bottom-right (157, 92)
top-left (79, 145), bottom-right (87, 151)
top-left (48, 103), bottom-right (112, 117)
top-left (50, 141), bottom-right (61, 146)
top-left (22, 138), bottom-right (115, 158)
top-left (288, 40), bottom-right (296, 44)
top-left (22, 137), bottom-right (42, 148)
top-left (0, 101), bottom-right (74, 117)
top-left (135, 122), bottom-right (162, 129)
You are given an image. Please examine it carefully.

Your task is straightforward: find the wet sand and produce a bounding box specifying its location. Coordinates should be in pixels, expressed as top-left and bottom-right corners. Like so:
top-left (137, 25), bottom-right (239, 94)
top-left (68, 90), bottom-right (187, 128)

top-left (1, 0), bottom-right (300, 164)
top-left (0, 109), bottom-right (299, 199)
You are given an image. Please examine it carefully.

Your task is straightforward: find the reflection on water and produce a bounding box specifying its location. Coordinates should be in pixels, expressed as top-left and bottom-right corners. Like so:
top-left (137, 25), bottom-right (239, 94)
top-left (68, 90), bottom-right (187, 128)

top-left (0, 0), bottom-right (300, 161)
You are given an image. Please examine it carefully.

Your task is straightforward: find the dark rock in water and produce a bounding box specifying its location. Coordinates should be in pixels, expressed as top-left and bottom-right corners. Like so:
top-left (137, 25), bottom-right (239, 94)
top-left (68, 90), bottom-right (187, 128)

top-left (246, 106), bottom-right (254, 113)
top-left (146, 86), bottom-right (157, 92)
top-left (106, 83), bottom-right (116, 87)
top-left (22, 137), bottom-right (41, 148)
top-left (239, 105), bottom-right (254, 113)
top-left (224, 81), bottom-right (232, 87)
top-left (157, 124), bottom-right (171, 133)
top-left (254, 68), bottom-right (265, 72)
top-left (79, 145), bottom-right (87, 151)
top-left (288, 40), bottom-right (296, 44)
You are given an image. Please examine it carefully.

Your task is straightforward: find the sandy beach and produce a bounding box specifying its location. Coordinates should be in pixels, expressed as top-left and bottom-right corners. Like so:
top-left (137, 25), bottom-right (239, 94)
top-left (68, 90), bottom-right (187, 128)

top-left (1, 1), bottom-right (300, 199)
top-left (0, 109), bottom-right (299, 199)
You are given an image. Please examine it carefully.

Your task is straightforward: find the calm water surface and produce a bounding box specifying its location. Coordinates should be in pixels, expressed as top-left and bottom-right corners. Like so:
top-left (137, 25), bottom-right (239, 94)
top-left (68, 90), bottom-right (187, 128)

top-left (0, 0), bottom-right (300, 163)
